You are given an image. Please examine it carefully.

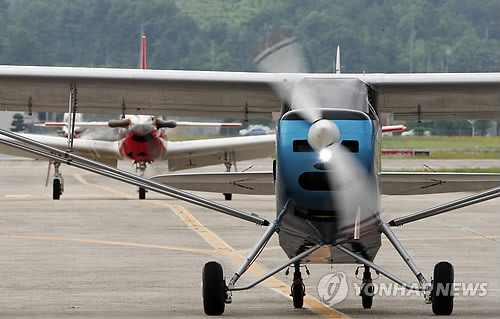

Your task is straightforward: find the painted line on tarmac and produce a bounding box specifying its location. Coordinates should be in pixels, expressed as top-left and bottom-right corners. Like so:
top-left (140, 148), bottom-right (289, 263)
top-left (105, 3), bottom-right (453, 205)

top-left (73, 173), bottom-right (348, 319)
top-left (0, 235), bottom-right (217, 255)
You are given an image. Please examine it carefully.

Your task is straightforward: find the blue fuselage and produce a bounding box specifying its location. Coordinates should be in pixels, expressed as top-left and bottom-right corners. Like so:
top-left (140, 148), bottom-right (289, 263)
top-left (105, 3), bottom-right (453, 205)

top-left (275, 109), bottom-right (382, 264)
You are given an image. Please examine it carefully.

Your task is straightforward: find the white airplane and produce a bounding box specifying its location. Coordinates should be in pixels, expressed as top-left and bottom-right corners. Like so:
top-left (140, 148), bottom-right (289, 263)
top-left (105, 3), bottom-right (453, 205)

top-left (0, 35), bottom-right (275, 200)
top-left (0, 116), bottom-right (274, 200)
top-left (0, 37), bottom-right (499, 316)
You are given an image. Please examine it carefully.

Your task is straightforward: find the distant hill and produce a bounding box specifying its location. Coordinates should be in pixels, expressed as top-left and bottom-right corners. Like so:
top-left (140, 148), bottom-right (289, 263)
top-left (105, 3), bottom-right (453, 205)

top-left (0, 0), bottom-right (498, 73)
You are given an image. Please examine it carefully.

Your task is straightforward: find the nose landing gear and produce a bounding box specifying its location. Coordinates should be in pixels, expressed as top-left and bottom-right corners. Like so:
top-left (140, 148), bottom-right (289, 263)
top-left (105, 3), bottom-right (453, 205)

top-left (52, 162), bottom-right (64, 200)
top-left (289, 263), bottom-right (308, 309)
top-left (359, 265), bottom-right (374, 309)
top-left (135, 162), bottom-right (148, 199)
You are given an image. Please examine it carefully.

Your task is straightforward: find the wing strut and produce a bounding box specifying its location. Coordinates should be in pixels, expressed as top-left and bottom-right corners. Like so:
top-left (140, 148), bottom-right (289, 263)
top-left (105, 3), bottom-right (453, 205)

top-left (388, 186), bottom-right (500, 227)
top-left (67, 84), bottom-right (78, 152)
top-left (0, 129), bottom-right (269, 226)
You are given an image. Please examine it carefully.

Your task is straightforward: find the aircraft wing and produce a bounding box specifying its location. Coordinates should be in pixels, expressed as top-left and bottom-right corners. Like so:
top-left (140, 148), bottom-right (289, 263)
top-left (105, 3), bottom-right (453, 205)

top-left (380, 172), bottom-right (500, 195)
top-left (150, 171), bottom-right (500, 196)
top-left (0, 66), bottom-right (280, 119)
top-left (150, 171), bottom-right (275, 195)
top-left (1, 65), bottom-right (499, 120)
top-left (0, 133), bottom-right (121, 167)
top-left (166, 134), bottom-right (275, 171)
top-left (361, 73), bottom-right (500, 120)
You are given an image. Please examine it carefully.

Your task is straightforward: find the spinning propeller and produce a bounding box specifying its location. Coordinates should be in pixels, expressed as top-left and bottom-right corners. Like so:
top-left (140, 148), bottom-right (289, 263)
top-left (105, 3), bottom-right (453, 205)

top-left (255, 34), bottom-right (379, 237)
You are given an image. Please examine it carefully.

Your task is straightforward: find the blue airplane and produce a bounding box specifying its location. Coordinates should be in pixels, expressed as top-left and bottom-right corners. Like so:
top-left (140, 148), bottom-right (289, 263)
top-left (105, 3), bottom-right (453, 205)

top-left (0, 37), bottom-right (499, 317)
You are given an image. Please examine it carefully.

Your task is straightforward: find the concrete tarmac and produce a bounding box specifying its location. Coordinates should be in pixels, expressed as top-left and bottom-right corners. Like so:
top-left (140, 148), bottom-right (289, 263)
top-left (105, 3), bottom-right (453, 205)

top-left (0, 157), bottom-right (498, 318)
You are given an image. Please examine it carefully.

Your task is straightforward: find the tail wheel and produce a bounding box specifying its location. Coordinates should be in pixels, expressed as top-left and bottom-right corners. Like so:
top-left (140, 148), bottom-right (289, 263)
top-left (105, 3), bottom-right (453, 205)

top-left (360, 282), bottom-right (374, 309)
top-left (202, 261), bottom-right (226, 316)
top-left (291, 283), bottom-right (305, 309)
top-left (431, 261), bottom-right (454, 316)
top-left (53, 179), bottom-right (61, 200)
top-left (139, 187), bottom-right (146, 200)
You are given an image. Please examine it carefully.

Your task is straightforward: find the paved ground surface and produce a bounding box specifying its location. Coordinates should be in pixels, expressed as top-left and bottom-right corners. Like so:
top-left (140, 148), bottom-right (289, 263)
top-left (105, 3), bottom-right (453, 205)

top-left (0, 157), bottom-right (498, 318)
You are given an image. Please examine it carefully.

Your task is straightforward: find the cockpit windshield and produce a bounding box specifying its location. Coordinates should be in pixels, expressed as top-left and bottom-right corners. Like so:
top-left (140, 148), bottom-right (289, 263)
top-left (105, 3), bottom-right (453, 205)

top-left (292, 78), bottom-right (370, 112)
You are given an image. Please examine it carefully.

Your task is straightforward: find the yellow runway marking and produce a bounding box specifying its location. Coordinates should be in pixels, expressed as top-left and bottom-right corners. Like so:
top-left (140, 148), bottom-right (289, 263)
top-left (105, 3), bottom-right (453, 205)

top-left (74, 173), bottom-right (348, 319)
top-left (0, 235), bottom-right (217, 255)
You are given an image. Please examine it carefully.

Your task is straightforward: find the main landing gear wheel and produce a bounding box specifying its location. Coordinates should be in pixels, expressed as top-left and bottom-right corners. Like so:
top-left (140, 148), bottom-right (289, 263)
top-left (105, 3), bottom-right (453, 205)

top-left (360, 265), bottom-right (373, 309)
top-left (290, 263), bottom-right (305, 309)
top-left (431, 261), bottom-right (454, 316)
top-left (202, 261), bottom-right (226, 316)
top-left (223, 193), bottom-right (232, 201)
top-left (139, 187), bottom-right (146, 200)
top-left (52, 179), bottom-right (61, 200)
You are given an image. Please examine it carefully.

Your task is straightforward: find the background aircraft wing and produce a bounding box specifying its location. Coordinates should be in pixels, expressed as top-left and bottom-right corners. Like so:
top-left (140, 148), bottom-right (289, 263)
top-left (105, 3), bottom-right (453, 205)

top-left (380, 172), bottom-right (500, 195)
top-left (150, 171), bottom-right (274, 195)
top-left (166, 135), bottom-right (275, 171)
top-left (0, 134), bottom-right (121, 167)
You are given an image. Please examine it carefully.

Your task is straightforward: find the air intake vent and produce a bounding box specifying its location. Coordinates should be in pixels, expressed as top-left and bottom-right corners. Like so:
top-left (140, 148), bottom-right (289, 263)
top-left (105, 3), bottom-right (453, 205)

top-left (293, 140), bottom-right (314, 152)
top-left (294, 206), bottom-right (337, 222)
top-left (298, 172), bottom-right (332, 191)
top-left (341, 140), bottom-right (359, 152)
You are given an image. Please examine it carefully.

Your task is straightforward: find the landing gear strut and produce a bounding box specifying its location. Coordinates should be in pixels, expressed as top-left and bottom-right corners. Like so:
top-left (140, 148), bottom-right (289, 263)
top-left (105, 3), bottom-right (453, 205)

top-left (135, 162), bottom-right (148, 199)
top-left (52, 162), bottom-right (64, 200)
top-left (290, 262), bottom-right (305, 308)
top-left (222, 152), bottom-right (236, 201)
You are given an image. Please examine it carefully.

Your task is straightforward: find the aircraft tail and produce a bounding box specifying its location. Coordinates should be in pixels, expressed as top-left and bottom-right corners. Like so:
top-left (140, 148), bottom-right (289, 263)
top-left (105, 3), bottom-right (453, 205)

top-left (141, 35), bottom-right (147, 69)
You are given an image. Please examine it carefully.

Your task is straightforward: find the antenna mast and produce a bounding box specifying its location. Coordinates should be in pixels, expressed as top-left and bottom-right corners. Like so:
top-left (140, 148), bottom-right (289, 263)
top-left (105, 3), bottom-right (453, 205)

top-left (335, 46), bottom-right (341, 74)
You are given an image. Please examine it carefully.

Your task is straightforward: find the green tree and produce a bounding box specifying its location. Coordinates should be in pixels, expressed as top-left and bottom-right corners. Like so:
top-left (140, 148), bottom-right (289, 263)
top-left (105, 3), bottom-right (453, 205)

top-left (10, 113), bottom-right (25, 132)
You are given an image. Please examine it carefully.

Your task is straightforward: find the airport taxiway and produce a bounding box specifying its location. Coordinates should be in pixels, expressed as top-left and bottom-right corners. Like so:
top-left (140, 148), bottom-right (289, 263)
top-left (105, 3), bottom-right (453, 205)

top-left (0, 157), bottom-right (498, 318)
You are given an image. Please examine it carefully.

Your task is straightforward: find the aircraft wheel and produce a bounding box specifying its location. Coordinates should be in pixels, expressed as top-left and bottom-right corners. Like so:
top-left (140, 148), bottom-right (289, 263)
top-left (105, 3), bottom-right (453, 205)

top-left (202, 261), bottom-right (226, 315)
top-left (291, 283), bottom-right (304, 308)
top-left (431, 261), bottom-right (454, 316)
top-left (223, 193), bottom-right (232, 201)
top-left (139, 187), bottom-right (146, 200)
top-left (360, 282), bottom-right (374, 309)
top-left (53, 179), bottom-right (61, 200)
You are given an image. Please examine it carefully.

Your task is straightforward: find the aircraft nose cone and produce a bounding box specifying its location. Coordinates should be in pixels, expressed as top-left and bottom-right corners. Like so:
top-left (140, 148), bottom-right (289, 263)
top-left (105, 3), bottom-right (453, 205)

top-left (307, 120), bottom-right (340, 151)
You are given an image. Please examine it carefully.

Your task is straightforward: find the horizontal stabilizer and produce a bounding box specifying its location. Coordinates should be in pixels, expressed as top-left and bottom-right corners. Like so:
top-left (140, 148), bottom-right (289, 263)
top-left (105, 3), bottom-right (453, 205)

top-left (175, 121), bottom-right (242, 128)
top-left (380, 172), bottom-right (500, 195)
top-left (150, 171), bottom-right (274, 195)
top-left (36, 122), bottom-right (110, 128)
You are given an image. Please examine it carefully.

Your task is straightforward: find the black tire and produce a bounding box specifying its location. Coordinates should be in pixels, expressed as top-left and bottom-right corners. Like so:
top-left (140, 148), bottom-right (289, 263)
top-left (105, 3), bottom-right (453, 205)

top-left (53, 179), bottom-right (61, 200)
top-left (202, 261), bottom-right (225, 316)
top-left (431, 261), bottom-right (454, 316)
top-left (361, 282), bottom-right (374, 309)
top-left (223, 193), bottom-right (232, 201)
top-left (291, 283), bottom-right (304, 309)
top-left (139, 187), bottom-right (146, 200)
